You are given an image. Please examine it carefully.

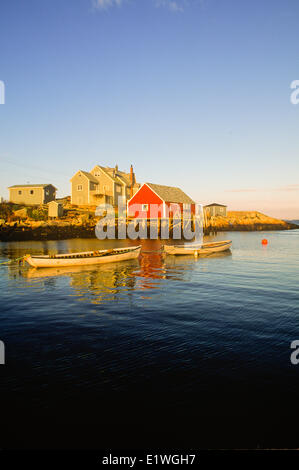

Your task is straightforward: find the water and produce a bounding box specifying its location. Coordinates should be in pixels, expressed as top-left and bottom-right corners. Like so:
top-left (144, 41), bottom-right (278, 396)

top-left (0, 231), bottom-right (299, 449)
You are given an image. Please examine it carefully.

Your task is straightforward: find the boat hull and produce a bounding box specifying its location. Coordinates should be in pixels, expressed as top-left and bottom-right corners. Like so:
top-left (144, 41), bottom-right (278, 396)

top-left (25, 246), bottom-right (141, 268)
top-left (164, 240), bottom-right (232, 255)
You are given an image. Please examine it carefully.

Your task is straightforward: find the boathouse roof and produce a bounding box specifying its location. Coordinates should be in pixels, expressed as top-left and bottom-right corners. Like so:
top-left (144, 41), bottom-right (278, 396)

top-left (146, 183), bottom-right (195, 204)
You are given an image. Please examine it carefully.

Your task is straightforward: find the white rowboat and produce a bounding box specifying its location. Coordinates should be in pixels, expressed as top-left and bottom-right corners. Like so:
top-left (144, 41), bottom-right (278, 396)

top-left (24, 245), bottom-right (141, 268)
top-left (163, 240), bottom-right (232, 256)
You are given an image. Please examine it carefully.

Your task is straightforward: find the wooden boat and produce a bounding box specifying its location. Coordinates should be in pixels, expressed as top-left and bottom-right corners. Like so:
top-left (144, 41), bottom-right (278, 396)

top-left (163, 240), bottom-right (232, 256)
top-left (24, 245), bottom-right (141, 268)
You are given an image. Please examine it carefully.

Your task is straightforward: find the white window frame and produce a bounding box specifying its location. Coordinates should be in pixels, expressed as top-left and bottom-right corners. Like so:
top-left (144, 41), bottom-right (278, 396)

top-left (142, 204), bottom-right (149, 211)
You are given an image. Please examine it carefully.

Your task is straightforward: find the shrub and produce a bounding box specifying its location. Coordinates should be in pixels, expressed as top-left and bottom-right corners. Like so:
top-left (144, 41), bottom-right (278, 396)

top-left (0, 202), bottom-right (14, 221)
top-left (27, 206), bottom-right (48, 221)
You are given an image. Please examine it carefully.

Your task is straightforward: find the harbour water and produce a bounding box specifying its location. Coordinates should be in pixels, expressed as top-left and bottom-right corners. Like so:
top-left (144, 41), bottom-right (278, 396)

top-left (0, 230), bottom-right (299, 448)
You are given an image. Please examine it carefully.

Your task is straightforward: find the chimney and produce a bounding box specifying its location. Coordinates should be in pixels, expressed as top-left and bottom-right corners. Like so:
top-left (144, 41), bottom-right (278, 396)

top-left (130, 164), bottom-right (134, 198)
top-left (115, 164), bottom-right (118, 174)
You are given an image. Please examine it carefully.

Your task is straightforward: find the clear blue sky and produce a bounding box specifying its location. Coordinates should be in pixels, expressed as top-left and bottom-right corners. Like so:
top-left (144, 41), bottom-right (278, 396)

top-left (0, 0), bottom-right (298, 218)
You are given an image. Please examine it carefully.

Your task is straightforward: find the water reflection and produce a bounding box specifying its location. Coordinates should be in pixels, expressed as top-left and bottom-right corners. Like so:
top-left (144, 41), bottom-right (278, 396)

top-left (21, 260), bottom-right (139, 304)
top-left (4, 238), bottom-right (232, 305)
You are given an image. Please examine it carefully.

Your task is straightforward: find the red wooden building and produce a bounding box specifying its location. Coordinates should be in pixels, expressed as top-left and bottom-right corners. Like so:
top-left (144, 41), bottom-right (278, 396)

top-left (127, 182), bottom-right (196, 218)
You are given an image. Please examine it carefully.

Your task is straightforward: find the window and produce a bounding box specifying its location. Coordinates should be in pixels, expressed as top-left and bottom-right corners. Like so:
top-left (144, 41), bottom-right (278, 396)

top-left (142, 204), bottom-right (149, 211)
top-left (18, 190), bottom-right (22, 195)
top-left (30, 190), bottom-right (34, 195)
top-left (77, 185), bottom-right (83, 191)
top-left (116, 184), bottom-right (121, 193)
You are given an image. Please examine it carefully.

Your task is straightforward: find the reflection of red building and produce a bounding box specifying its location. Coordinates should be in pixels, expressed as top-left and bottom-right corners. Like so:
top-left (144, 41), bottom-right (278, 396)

top-left (132, 240), bottom-right (166, 291)
top-left (127, 183), bottom-right (196, 219)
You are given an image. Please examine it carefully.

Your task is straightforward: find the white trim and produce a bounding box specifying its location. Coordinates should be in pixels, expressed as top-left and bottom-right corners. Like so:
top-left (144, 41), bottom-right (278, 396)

top-left (162, 201), bottom-right (166, 218)
top-left (127, 183), bottom-right (165, 205)
top-left (144, 183), bottom-right (165, 203)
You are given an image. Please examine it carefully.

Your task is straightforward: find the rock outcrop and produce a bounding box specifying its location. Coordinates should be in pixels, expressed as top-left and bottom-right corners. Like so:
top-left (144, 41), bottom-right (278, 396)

top-left (207, 211), bottom-right (298, 232)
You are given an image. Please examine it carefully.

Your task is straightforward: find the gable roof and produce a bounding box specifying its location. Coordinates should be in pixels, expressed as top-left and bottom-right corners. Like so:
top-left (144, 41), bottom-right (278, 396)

top-left (146, 183), bottom-right (195, 204)
top-left (116, 173), bottom-right (131, 186)
top-left (93, 166), bottom-right (119, 184)
top-left (70, 170), bottom-right (99, 184)
top-left (204, 203), bottom-right (227, 207)
top-left (96, 165), bottom-right (136, 187)
top-left (80, 171), bottom-right (99, 184)
top-left (8, 184), bottom-right (56, 189)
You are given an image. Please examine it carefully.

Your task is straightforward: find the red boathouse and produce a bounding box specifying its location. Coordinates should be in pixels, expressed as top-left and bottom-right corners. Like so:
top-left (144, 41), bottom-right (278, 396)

top-left (127, 182), bottom-right (196, 218)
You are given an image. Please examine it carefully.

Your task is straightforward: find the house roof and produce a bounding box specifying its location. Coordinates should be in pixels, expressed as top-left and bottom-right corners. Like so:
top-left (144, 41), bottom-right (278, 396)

top-left (95, 166), bottom-right (119, 183)
top-left (8, 184), bottom-right (56, 189)
top-left (116, 173), bottom-right (131, 186)
top-left (97, 165), bottom-right (136, 187)
top-left (80, 171), bottom-right (99, 184)
top-left (204, 203), bottom-right (227, 207)
top-left (146, 183), bottom-right (195, 204)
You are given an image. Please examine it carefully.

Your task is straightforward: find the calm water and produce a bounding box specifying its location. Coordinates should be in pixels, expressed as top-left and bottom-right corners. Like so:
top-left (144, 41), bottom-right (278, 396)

top-left (0, 231), bottom-right (299, 449)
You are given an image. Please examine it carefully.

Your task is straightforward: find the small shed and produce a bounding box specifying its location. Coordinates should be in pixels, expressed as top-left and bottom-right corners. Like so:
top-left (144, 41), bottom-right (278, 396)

top-left (48, 201), bottom-right (63, 218)
top-left (204, 203), bottom-right (227, 217)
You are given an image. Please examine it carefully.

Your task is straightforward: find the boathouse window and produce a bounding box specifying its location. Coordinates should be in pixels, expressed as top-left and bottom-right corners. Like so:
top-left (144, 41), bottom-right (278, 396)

top-left (77, 185), bottom-right (83, 191)
top-left (142, 204), bottom-right (149, 211)
top-left (18, 190), bottom-right (22, 195)
top-left (30, 190), bottom-right (34, 194)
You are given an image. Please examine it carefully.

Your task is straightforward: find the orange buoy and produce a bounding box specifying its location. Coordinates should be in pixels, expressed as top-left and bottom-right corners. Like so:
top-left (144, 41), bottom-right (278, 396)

top-left (262, 239), bottom-right (268, 245)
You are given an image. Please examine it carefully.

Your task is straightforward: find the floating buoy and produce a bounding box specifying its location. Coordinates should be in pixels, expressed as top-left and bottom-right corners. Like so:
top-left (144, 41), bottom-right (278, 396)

top-left (262, 239), bottom-right (268, 245)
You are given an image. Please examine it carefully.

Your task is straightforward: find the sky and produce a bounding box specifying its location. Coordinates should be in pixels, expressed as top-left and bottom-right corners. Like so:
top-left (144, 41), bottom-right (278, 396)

top-left (0, 0), bottom-right (298, 219)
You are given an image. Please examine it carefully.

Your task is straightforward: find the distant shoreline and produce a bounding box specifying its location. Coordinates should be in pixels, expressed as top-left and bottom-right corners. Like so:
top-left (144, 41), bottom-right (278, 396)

top-left (285, 219), bottom-right (299, 226)
top-left (0, 210), bottom-right (297, 243)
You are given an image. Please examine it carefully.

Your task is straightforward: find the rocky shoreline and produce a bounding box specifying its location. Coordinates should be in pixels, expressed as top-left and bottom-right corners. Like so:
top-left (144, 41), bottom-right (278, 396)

top-left (204, 211), bottom-right (298, 233)
top-left (0, 211), bottom-right (297, 242)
